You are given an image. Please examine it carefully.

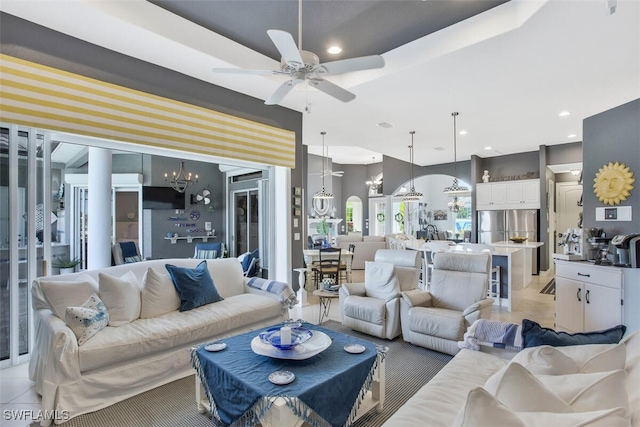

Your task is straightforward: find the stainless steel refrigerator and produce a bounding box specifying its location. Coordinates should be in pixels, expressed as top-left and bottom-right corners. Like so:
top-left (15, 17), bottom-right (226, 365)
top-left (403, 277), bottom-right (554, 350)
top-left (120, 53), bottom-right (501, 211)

top-left (477, 209), bottom-right (539, 274)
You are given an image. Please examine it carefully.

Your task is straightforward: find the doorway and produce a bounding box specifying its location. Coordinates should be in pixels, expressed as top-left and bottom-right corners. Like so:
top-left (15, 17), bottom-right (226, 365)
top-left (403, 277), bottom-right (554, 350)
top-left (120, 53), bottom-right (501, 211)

top-left (556, 182), bottom-right (583, 241)
top-left (345, 196), bottom-right (363, 234)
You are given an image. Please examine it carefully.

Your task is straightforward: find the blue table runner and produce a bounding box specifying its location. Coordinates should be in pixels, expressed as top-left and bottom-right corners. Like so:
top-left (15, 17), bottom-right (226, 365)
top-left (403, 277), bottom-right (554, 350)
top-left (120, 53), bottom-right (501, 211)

top-left (191, 322), bottom-right (385, 427)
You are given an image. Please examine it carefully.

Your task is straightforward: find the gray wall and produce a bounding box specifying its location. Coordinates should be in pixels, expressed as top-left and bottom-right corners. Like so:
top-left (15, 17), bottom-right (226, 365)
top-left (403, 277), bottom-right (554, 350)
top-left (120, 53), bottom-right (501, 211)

top-left (0, 12), bottom-right (305, 271)
top-left (583, 98), bottom-right (640, 236)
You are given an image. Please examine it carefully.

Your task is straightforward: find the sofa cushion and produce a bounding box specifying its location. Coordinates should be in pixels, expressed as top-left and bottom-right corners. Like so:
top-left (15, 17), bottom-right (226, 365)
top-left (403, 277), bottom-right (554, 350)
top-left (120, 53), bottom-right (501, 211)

top-left (522, 319), bottom-right (626, 348)
top-left (483, 363), bottom-right (573, 412)
top-left (78, 293), bottom-right (283, 372)
top-left (140, 268), bottom-right (181, 319)
top-left (65, 293), bottom-right (109, 346)
top-left (364, 261), bottom-right (399, 301)
top-left (343, 295), bottom-right (387, 326)
top-left (166, 261), bottom-right (223, 311)
top-left (40, 274), bottom-right (99, 319)
top-left (98, 271), bottom-right (141, 326)
top-left (409, 307), bottom-right (465, 341)
top-left (453, 387), bottom-right (629, 427)
top-left (363, 235), bottom-right (385, 242)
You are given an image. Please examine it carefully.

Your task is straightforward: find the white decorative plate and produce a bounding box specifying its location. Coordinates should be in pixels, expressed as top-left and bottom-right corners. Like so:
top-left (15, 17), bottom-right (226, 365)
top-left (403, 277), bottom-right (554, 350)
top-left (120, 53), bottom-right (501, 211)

top-left (204, 343), bottom-right (227, 352)
top-left (268, 370), bottom-right (295, 385)
top-left (251, 331), bottom-right (332, 360)
top-left (343, 343), bottom-right (366, 354)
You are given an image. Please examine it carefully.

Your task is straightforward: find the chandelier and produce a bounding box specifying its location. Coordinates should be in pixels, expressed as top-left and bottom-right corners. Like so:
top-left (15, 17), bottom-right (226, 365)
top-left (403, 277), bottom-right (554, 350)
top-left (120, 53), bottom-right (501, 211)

top-left (444, 112), bottom-right (469, 195)
top-left (403, 131), bottom-right (423, 202)
top-left (313, 131), bottom-right (334, 200)
top-left (365, 157), bottom-right (382, 192)
top-left (165, 161), bottom-right (198, 193)
top-left (448, 195), bottom-right (466, 213)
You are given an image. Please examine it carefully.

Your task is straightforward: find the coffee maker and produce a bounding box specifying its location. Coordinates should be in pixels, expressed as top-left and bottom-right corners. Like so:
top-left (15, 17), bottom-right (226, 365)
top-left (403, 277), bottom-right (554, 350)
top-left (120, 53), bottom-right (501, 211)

top-left (555, 228), bottom-right (590, 261)
top-left (611, 234), bottom-right (640, 267)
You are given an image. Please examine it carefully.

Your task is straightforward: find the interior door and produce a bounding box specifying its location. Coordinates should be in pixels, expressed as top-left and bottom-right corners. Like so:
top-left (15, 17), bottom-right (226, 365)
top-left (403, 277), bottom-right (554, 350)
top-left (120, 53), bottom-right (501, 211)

top-left (556, 183), bottom-right (583, 236)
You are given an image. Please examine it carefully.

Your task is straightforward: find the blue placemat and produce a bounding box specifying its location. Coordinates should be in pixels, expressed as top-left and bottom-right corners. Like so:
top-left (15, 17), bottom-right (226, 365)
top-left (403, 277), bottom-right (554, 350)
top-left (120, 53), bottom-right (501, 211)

top-left (192, 322), bottom-right (383, 427)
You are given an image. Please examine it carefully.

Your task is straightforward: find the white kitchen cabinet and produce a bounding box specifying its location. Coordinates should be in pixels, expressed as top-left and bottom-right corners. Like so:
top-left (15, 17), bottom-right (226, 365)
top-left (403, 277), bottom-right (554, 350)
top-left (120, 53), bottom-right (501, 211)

top-left (476, 182), bottom-right (506, 210)
top-left (555, 261), bottom-right (623, 333)
top-left (476, 179), bottom-right (539, 210)
top-left (506, 179), bottom-right (539, 208)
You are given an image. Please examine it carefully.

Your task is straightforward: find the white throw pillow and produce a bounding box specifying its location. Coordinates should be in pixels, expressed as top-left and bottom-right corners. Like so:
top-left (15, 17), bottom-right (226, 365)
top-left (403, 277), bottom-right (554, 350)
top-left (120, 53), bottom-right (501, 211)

top-left (537, 370), bottom-right (629, 412)
top-left (556, 343), bottom-right (626, 373)
top-left (98, 271), bottom-right (141, 326)
top-left (510, 345), bottom-right (580, 375)
top-left (483, 363), bottom-right (573, 413)
top-left (140, 267), bottom-right (181, 318)
top-left (65, 293), bottom-right (109, 345)
top-left (364, 261), bottom-right (399, 301)
top-left (40, 275), bottom-right (99, 319)
top-left (453, 387), bottom-right (630, 427)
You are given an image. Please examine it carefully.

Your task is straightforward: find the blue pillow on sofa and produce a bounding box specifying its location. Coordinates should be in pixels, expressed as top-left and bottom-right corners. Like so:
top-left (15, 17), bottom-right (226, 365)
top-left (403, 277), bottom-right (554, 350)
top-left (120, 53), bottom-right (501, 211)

top-left (165, 261), bottom-right (223, 312)
top-left (522, 319), bottom-right (626, 348)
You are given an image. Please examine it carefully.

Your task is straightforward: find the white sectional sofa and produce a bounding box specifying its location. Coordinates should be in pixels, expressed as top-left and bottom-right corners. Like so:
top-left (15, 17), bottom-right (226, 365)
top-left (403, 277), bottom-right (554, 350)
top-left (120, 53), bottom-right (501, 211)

top-left (29, 258), bottom-right (292, 425)
top-left (383, 329), bottom-right (640, 427)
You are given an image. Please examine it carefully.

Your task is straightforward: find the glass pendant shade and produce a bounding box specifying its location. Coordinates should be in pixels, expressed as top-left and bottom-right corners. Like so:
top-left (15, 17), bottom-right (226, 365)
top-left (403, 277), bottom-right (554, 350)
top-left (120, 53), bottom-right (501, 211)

top-left (403, 131), bottom-right (423, 203)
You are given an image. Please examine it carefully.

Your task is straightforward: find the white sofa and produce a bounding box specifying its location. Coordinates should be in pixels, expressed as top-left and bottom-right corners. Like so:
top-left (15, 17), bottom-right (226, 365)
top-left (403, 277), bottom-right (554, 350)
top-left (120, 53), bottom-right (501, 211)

top-left (383, 329), bottom-right (640, 427)
top-left (29, 258), bottom-right (292, 425)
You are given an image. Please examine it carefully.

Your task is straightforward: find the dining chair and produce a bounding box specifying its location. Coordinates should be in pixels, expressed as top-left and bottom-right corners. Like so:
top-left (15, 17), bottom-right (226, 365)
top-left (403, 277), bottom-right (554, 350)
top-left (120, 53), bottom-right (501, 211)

top-left (339, 244), bottom-right (356, 283)
top-left (313, 247), bottom-right (342, 288)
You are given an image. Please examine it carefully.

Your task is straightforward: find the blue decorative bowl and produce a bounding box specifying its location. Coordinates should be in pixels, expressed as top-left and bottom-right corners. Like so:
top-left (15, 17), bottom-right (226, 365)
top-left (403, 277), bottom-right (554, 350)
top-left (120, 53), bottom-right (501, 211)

top-left (259, 327), bottom-right (313, 350)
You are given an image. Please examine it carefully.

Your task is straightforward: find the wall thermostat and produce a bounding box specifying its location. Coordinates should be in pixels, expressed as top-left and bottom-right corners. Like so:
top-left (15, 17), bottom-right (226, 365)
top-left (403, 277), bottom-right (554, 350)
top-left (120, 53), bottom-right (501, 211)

top-left (596, 206), bottom-right (632, 221)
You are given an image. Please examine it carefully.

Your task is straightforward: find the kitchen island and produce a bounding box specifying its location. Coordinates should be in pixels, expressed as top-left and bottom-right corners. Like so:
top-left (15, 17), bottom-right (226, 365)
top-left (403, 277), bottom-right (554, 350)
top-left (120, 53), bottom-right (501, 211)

top-left (409, 243), bottom-right (526, 312)
top-left (492, 241), bottom-right (544, 286)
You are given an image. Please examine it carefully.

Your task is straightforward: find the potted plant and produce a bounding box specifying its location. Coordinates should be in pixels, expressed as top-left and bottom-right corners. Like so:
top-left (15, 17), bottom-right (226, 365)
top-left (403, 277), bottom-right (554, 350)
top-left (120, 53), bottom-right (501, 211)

top-left (53, 257), bottom-right (81, 274)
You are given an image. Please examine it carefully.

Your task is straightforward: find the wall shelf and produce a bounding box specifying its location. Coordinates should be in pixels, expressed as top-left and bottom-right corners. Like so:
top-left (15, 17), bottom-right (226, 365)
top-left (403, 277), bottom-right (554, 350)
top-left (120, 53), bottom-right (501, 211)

top-left (164, 235), bottom-right (217, 244)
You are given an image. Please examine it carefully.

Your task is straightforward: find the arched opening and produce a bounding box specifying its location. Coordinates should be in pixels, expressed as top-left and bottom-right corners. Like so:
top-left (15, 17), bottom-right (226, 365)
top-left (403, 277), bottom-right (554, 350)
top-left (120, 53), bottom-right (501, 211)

top-left (346, 196), bottom-right (363, 235)
top-left (393, 174), bottom-right (472, 240)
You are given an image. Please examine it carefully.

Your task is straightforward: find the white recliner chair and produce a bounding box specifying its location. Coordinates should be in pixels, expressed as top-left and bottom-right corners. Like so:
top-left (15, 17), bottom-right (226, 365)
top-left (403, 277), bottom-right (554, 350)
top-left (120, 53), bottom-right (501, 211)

top-left (339, 249), bottom-right (421, 340)
top-left (400, 251), bottom-right (494, 355)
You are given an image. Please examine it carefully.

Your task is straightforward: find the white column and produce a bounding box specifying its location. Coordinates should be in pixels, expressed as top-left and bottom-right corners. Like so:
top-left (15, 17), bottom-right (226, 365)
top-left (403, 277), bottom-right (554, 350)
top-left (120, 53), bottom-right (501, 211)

top-left (88, 147), bottom-right (112, 269)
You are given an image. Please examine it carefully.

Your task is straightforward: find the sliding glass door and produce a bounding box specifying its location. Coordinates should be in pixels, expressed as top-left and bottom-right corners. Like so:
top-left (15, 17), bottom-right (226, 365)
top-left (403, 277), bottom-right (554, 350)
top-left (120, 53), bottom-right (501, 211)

top-left (0, 125), bottom-right (47, 367)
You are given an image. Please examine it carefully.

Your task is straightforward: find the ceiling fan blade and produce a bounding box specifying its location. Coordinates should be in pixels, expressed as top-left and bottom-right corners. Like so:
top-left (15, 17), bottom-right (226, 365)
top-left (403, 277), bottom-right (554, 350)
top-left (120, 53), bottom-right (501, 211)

top-left (318, 55), bottom-right (385, 76)
top-left (265, 80), bottom-right (296, 105)
top-left (212, 68), bottom-right (284, 76)
top-left (267, 30), bottom-right (304, 67)
top-left (309, 79), bottom-right (356, 103)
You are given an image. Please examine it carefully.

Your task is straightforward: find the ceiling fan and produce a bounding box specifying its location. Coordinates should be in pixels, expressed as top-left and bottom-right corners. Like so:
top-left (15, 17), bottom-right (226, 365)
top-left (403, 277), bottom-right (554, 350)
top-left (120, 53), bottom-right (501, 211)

top-left (212, 2), bottom-right (385, 105)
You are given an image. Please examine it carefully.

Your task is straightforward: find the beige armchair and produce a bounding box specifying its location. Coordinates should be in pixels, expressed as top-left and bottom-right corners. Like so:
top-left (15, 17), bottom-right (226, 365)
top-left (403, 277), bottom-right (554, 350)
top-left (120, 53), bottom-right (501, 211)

top-left (400, 251), bottom-right (494, 355)
top-left (339, 249), bottom-right (421, 339)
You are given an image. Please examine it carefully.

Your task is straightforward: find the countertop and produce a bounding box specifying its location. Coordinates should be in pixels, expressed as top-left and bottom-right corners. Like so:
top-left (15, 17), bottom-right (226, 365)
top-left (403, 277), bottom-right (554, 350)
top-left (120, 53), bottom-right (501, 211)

top-left (492, 241), bottom-right (545, 248)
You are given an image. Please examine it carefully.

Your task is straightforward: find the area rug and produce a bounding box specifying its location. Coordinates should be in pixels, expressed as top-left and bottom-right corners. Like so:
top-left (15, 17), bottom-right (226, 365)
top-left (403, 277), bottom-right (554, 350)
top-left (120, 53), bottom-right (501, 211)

top-left (55, 321), bottom-right (452, 427)
top-left (540, 278), bottom-right (556, 295)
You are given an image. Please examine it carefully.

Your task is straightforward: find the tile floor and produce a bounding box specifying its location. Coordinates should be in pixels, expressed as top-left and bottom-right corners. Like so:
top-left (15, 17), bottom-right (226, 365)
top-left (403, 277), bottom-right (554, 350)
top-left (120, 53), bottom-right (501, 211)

top-left (0, 270), bottom-right (555, 426)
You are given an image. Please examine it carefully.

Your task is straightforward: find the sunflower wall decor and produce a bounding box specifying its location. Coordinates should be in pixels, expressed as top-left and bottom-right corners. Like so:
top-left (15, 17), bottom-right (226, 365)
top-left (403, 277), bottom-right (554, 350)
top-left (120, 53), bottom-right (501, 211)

top-left (593, 161), bottom-right (635, 206)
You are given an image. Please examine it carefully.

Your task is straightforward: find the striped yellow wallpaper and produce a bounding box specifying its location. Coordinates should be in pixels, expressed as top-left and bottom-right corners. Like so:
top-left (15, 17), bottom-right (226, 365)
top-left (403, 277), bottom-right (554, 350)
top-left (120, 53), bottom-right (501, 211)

top-left (0, 54), bottom-right (296, 168)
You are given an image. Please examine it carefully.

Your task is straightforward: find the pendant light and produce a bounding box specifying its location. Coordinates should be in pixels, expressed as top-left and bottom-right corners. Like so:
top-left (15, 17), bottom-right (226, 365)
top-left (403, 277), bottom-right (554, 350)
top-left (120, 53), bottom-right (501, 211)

top-left (403, 131), bottom-right (423, 202)
top-left (444, 112), bottom-right (469, 213)
top-left (313, 131), bottom-right (334, 200)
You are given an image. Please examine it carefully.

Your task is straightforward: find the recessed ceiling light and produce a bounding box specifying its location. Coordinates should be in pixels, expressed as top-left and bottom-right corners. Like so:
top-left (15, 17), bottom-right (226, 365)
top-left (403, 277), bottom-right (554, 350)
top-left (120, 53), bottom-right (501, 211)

top-left (484, 146), bottom-right (492, 150)
top-left (570, 169), bottom-right (581, 176)
top-left (327, 46), bottom-right (342, 54)
top-left (376, 122), bottom-right (393, 129)
top-left (568, 134), bottom-right (577, 138)
top-left (559, 111), bottom-right (571, 117)
top-left (459, 130), bottom-right (468, 135)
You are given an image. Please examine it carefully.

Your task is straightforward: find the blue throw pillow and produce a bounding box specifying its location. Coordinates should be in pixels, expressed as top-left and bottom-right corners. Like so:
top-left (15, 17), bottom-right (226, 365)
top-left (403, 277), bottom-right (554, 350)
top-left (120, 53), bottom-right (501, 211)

top-left (522, 319), bottom-right (626, 348)
top-left (240, 252), bottom-right (254, 272)
top-left (165, 261), bottom-right (223, 311)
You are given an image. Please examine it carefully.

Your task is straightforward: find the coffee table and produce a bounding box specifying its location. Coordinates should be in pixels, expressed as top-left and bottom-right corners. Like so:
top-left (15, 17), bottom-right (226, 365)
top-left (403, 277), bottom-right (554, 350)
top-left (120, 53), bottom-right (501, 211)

top-left (193, 323), bottom-right (386, 427)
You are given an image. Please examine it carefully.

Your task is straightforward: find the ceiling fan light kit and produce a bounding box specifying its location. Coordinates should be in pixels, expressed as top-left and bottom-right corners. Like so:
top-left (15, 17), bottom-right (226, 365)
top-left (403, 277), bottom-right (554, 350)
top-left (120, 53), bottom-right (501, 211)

top-left (212, 0), bottom-right (384, 106)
